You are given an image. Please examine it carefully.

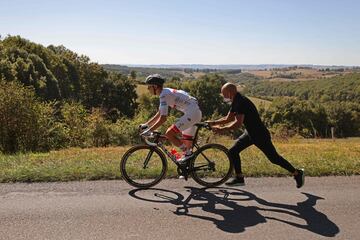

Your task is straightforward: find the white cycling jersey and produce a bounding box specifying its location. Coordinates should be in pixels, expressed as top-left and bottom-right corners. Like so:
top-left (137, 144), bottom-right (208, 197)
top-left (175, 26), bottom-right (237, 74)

top-left (159, 88), bottom-right (199, 115)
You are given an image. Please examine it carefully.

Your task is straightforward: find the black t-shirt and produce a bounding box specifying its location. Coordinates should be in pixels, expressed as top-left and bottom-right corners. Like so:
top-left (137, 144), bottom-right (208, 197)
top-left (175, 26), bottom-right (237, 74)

top-left (230, 92), bottom-right (270, 141)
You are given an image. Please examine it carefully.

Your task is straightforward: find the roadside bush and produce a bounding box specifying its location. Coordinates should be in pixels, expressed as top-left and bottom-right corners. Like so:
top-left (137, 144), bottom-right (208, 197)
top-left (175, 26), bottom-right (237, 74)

top-left (88, 108), bottom-right (112, 147)
top-left (110, 108), bottom-right (178, 146)
top-left (0, 81), bottom-right (57, 153)
top-left (60, 101), bottom-right (91, 147)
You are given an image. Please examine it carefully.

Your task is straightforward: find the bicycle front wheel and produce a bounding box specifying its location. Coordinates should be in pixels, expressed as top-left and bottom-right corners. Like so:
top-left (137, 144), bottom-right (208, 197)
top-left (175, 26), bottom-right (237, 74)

top-left (120, 145), bottom-right (167, 188)
top-left (190, 143), bottom-right (233, 187)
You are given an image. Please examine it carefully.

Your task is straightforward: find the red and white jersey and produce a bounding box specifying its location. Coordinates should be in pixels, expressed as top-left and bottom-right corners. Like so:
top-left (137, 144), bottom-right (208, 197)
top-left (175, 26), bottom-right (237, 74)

top-left (159, 88), bottom-right (198, 115)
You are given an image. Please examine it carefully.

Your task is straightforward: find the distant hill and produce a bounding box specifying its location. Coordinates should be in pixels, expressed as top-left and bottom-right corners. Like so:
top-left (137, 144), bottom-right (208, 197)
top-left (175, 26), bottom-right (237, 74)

top-left (102, 64), bottom-right (186, 80)
top-left (244, 73), bottom-right (360, 102)
top-left (103, 63), bottom-right (360, 84)
top-left (110, 64), bottom-right (359, 70)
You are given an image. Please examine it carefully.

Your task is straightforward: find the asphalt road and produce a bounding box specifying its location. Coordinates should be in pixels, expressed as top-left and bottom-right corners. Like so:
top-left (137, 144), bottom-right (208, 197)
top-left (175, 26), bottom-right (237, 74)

top-left (0, 176), bottom-right (359, 240)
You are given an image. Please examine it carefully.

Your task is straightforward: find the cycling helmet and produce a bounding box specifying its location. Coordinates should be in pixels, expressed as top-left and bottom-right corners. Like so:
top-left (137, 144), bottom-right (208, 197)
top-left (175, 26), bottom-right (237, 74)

top-left (145, 74), bottom-right (165, 86)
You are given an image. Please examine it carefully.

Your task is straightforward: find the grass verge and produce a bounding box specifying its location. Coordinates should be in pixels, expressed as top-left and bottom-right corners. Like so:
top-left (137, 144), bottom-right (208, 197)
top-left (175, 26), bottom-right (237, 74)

top-left (0, 138), bottom-right (359, 183)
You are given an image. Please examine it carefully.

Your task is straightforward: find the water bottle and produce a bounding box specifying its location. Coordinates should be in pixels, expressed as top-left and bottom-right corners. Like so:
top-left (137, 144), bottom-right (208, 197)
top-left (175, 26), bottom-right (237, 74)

top-left (170, 148), bottom-right (181, 160)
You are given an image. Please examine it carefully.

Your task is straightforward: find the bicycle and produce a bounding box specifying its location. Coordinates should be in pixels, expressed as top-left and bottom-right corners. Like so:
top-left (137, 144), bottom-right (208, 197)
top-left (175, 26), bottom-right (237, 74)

top-left (120, 122), bottom-right (233, 189)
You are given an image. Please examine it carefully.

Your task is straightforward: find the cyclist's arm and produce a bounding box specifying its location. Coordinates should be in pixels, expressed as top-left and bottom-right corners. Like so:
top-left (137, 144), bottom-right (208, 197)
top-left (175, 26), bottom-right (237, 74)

top-left (149, 114), bottom-right (167, 131)
top-left (146, 111), bottom-right (160, 127)
top-left (146, 93), bottom-right (169, 130)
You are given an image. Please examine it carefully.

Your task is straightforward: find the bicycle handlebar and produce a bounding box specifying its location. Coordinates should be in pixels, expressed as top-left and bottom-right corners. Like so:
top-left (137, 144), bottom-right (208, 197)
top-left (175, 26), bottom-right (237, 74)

top-left (141, 132), bottom-right (161, 147)
top-left (143, 136), bottom-right (158, 147)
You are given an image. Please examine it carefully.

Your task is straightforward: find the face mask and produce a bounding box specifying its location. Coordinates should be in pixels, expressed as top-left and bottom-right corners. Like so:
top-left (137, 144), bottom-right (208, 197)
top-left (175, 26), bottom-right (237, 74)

top-left (223, 97), bottom-right (232, 104)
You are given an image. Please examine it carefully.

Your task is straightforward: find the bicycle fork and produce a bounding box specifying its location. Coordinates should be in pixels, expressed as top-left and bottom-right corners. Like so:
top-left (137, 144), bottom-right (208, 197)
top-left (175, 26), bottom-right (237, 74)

top-left (143, 148), bottom-right (156, 169)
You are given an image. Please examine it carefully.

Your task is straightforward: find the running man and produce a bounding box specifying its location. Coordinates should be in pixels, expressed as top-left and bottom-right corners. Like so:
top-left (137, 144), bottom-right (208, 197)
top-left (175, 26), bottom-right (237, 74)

top-left (206, 83), bottom-right (305, 188)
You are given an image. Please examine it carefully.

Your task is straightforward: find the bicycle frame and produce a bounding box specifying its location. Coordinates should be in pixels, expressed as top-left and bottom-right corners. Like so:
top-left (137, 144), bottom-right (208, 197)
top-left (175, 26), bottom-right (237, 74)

top-left (121, 122), bottom-right (232, 188)
top-left (156, 140), bottom-right (201, 167)
top-left (143, 135), bottom-right (195, 168)
top-left (142, 123), bottom-right (213, 170)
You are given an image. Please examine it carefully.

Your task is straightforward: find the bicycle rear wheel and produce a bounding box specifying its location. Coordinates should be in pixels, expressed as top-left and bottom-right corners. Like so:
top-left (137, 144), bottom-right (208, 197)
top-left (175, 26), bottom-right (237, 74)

top-left (190, 143), bottom-right (233, 187)
top-left (120, 145), bottom-right (167, 188)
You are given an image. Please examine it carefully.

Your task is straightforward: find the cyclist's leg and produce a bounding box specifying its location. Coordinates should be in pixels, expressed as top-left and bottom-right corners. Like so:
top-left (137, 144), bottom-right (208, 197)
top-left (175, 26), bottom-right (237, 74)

top-left (165, 125), bottom-right (183, 147)
top-left (182, 129), bottom-right (195, 150)
top-left (181, 109), bottom-right (202, 150)
top-left (165, 108), bottom-right (201, 152)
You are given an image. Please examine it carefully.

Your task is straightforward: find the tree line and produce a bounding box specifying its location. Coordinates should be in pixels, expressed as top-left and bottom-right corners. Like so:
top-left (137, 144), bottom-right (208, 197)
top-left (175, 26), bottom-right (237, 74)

top-left (1, 35), bottom-right (138, 153)
top-left (0, 36), bottom-right (229, 153)
top-left (244, 74), bottom-right (360, 137)
top-left (259, 97), bottom-right (360, 138)
top-left (1, 35), bottom-right (359, 154)
top-left (0, 35), bottom-right (137, 117)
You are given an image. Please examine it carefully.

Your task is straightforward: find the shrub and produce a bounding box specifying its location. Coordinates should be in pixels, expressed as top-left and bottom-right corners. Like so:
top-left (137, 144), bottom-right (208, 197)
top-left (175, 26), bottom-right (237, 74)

top-left (0, 81), bottom-right (56, 153)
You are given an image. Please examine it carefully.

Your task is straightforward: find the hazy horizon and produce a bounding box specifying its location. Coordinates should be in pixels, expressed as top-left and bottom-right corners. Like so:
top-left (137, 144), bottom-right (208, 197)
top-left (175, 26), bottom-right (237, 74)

top-left (106, 63), bottom-right (359, 68)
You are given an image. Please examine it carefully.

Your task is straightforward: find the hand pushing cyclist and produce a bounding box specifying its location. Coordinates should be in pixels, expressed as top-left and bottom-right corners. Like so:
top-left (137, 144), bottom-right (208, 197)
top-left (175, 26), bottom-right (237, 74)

top-left (140, 74), bottom-right (202, 163)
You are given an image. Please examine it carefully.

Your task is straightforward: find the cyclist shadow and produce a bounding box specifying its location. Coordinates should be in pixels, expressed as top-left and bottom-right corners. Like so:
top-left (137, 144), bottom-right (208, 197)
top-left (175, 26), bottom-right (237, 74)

top-left (128, 186), bottom-right (339, 236)
top-left (174, 187), bottom-right (265, 233)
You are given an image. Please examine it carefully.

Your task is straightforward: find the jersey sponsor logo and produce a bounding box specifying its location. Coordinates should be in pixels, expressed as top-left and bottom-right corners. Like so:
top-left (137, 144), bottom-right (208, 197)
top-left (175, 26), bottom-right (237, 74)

top-left (177, 122), bottom-right (184, 129)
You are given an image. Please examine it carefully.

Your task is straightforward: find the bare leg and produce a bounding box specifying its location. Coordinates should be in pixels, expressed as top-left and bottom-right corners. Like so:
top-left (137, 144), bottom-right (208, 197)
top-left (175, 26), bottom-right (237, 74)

top-left (165, 128), bottom-right (182, 147)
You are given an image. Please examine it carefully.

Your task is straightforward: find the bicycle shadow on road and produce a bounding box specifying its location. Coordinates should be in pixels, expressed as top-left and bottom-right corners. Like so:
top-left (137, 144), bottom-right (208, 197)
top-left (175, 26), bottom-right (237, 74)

top-left (129, 187), bottom-right (339, 237)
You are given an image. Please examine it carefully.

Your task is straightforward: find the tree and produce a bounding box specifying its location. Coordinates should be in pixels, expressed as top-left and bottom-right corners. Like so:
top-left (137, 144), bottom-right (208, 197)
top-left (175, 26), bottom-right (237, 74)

top-left (182, 74), bottom-right (228, 119)
top-left (130, 70), bottom-right (137, 81)
top-left (101, 72), bottom-right (138, 118)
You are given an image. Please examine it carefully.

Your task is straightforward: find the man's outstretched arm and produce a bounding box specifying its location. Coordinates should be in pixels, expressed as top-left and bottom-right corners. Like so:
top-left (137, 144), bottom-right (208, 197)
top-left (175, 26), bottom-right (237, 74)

top-left (212, 113), bottom-right (244, 133)
top-left (207, 111), bottom-right (235, 126)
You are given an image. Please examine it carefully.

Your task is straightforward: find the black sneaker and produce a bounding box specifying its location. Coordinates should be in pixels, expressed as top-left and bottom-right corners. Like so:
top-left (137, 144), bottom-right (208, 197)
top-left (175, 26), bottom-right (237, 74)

top-left (225, 176), bottom-right (245, 186)
top-left (294, 169), bottom-right (305, 188)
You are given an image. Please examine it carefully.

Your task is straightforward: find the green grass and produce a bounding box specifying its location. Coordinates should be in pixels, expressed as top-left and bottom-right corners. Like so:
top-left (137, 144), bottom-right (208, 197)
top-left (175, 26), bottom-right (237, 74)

top-left (238, 138), bottom-right (360, 177)
top-left (0, 138), bottom-right (359, 183)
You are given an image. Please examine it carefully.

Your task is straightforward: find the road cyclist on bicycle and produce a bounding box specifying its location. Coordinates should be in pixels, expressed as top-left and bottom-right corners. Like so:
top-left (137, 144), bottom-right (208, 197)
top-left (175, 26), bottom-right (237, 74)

top-left (140, 74), bottom-right (202, 164)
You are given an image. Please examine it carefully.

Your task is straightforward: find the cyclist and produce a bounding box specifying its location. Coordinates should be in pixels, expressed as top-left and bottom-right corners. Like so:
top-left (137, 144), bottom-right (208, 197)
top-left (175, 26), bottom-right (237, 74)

top-left (206, 83), bottom-right (305, 188)
top-left (140, 74), bottom-right (202, 163)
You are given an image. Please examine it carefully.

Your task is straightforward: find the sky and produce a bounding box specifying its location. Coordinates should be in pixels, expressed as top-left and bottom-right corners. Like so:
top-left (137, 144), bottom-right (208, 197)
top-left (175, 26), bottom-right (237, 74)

top-left (1, 0), bottom-right (360, 65)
